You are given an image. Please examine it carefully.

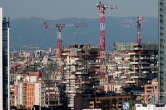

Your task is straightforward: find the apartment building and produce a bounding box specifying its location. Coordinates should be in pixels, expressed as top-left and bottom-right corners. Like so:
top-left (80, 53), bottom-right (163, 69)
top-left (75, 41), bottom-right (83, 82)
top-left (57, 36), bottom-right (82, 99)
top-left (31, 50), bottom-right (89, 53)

top-left (62, 44), bottom-right (100, 109)
top-left (113, 42), bottom-right (158, 91)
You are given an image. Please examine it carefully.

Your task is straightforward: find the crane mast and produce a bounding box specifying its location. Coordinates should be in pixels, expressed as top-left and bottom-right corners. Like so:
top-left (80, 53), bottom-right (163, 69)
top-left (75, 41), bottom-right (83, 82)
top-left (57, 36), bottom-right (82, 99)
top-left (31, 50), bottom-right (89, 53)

top-left (44, 22), bottom-right (87, 77)
top-left (96, 1), bottom-right (117, 51)
top-left (57, 27), bottom-right (62, 50)
top-left (56, 26), bottom-right (62, 59)
top-left (44, 23), bottom-right (87, 58)
top-left (96, 1), bottom-right (117, 91)
top-left (137, 16), bottom-right (143, 44)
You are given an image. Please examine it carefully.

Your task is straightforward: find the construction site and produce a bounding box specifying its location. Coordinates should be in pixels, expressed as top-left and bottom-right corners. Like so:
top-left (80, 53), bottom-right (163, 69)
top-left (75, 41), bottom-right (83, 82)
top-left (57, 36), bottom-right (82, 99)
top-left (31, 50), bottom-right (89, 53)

top-left (9, 1), bottom-right (160, 110)
top-left (43, 2), bottom-right (159, 110)
top-left (113, 42), bottom-right (158, 91)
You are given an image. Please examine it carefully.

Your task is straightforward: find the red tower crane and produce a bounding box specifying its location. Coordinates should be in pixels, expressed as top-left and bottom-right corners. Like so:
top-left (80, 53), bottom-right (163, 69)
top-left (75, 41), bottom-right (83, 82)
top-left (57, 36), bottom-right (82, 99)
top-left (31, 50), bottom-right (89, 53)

top-left (137, 16), bottom-right (143, 44)
top-left (96, 1), bottom-right (117, 92)
top-left (96, 1), bottom-right (117, 51)
top-left (44, 22), bottom-right (87, 77)
top-left (44, 22), bottom-right (87, 58)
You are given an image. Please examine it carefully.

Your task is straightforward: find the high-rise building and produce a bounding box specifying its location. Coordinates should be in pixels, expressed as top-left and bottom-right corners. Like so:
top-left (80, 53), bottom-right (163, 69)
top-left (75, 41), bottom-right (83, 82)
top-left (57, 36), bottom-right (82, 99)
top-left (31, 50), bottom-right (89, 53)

top-left (0, 7), bottom-right (3, 110)
top-left (113, 42), bottom-right (158, 88)
top-left (0, 8), bottom-right (10, 110)
top-left (62, 44), bottom-right (100, 109)
top-left (3, 17), bottom-right (10, 110)
top-left (159, 0), bottom-right (166, 104)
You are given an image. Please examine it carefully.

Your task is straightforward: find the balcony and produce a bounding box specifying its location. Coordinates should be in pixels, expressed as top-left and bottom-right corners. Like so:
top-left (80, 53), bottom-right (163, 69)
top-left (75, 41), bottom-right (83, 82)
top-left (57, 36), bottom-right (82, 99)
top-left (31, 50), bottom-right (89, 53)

top-left (130, 62), bottom-right (139, 64)
top-left (75, 72), bottom-right (82, 75)
top-left (128, 52), bottom-right (136, 55)
top-left (131, 76), bottom-right (139, 79)
top-left (128, 71), bottom-right (137, 74)
top-left (142, 71), bottom-right (149, 74)
top-left (125, 80), bottom-right (136, 84)
top-left (121, 76), bottom-right (127, 79)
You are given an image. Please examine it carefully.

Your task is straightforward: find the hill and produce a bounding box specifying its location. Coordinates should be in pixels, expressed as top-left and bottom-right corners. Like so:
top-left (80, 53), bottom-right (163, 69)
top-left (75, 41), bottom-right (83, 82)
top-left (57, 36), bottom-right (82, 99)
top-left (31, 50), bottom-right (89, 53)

top-left (10, 17), bottom-right (158, 50)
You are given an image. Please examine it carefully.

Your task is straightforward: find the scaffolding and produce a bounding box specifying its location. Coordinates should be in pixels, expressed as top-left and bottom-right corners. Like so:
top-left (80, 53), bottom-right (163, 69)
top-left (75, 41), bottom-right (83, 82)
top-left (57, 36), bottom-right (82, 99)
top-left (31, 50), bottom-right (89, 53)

top-left (108, 42), bottom-right (158, 92)
top-left (62, 44), bottom-right (100, 109)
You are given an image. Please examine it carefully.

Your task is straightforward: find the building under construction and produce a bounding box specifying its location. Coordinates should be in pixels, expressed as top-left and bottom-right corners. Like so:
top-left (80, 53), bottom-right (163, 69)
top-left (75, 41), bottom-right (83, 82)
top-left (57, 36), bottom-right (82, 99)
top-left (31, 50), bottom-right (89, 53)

top-left (108, 42), bottom-right (159, 93)
top-left (62, 44), bottom-right (100, 109)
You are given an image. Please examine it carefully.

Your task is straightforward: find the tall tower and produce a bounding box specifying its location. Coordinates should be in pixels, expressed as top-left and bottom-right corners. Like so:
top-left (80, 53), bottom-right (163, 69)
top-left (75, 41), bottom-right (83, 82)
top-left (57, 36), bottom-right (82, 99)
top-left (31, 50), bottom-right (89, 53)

top-left (0, 7), bottom-right (3, 110)
top-left (137, 17), bottom-right (143, 44)
top-left (159, 0), bottom-right (166, 104)
top-left (96, 1), bottom-right (117, 91)
top-left (0, 8), bottom-right (10, 110)
top-left (3, 17), bottom-right (10, 110)
top-left (96, 1), bottom-right (117, 51)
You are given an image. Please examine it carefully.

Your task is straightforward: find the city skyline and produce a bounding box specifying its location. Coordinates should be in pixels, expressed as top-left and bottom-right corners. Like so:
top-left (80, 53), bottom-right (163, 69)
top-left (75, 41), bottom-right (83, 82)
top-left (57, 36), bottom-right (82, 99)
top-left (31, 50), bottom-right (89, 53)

top-left (1, 0), bottom-right (163, 110)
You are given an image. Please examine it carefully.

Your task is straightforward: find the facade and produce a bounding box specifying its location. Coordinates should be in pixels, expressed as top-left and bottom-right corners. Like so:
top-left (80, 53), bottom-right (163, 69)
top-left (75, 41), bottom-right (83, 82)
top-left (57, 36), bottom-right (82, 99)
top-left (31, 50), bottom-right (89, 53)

top-left (112, 42), bottom-right (158, 93)
top-left (62, 44), bottom-right (100, 109)
top-left (0, 8), bottom-right (10, 110)
top-left (25, 83), bottom-right (35, 108)
top-left (94, 96), bottom-right (131, 110)
top-left (144, 79), bottom-right (159, 104)
top-left (17, 83), bottom-right (25, 106)
top-left (159, 0), bottom-right (166, 104)
top-left (13, 75), bottom-right (63, 109)
top-left (74, 93), bottom-right (131, 110)
top-left (15, 82), bottom-right (42, 109)
top-left (44, 81), bottom-right (62, 107)
top-left (0, 7), bottom-right (2, 110)
top-left (3, 16), bottom-right (10, 110)
top-left (25, 82), bottom-right (42, 109)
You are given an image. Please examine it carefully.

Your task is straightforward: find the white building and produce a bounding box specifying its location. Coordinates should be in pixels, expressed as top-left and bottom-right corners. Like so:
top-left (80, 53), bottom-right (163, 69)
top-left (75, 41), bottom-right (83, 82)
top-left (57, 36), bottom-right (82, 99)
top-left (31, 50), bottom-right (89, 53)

top-left (135, 104), bottom-right (166, 110)
top-left (34, 83), bottom-right (41, 105)
top-left (14, 82), bottom-right (45, 108)
top-left (17, 83), bottom-right (25, 106)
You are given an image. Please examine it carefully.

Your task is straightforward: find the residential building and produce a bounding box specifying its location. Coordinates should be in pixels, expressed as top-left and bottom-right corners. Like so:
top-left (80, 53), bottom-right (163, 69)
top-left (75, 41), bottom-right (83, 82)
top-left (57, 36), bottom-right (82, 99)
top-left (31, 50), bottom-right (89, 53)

top-left (16, 82), bottom-right (25, 107)
top-left (25, 83), bottom-right (35, 109)
top-left (113, 42), bottom-right (158, 94)
top-left (94, 95), bottom-right (131, 110)
top-left (14, 82), bottom-right (43, 109)
top-left (25, 82), bottom-right (43, 109)
top-left (62, 44), bottom-right (100, 109)
top-left (13, 74), bottom-right (63, 109)
top-left (74, 92), bottom-right (131, 110)
top-left (44, 81), bottom-right (62, 107)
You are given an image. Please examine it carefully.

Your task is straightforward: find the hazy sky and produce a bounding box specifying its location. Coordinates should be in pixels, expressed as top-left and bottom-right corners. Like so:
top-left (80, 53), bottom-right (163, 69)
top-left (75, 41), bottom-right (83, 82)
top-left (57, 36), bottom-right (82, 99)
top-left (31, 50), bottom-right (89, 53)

top-left (0, 0), bottom-right (157, 19)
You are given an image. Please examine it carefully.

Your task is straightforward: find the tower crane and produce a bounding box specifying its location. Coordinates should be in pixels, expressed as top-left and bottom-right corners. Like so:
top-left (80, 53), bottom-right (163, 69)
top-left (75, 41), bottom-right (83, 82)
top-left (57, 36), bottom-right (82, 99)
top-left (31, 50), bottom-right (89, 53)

top-left (137, 16), bottom-right (143, 44)
top-left (44, 22), bottom-right (87, 77)
top-left (96, 1), bottom-right (117, 92)
top-left (96, 1), bottom-right (117, 51)
top-left (43, 22), bottom-right (87, 58)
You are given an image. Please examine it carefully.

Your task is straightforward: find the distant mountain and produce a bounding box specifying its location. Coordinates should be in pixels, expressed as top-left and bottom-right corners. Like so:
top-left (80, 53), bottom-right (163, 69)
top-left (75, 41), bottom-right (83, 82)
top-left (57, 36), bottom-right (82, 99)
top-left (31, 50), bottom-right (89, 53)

top-left (10, 17), bottom-right (158, 50)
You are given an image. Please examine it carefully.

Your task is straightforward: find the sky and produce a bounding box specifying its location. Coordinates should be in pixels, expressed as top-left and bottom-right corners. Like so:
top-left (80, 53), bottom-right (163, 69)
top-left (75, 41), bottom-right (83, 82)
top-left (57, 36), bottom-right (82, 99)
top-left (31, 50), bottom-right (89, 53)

top-left (0, 0), bottom-right (158, 20)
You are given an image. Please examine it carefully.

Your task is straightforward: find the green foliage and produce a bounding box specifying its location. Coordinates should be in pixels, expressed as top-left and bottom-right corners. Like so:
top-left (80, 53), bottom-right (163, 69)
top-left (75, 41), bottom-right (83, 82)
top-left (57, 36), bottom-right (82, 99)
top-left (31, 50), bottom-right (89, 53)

top-left (129, 99), bottom-right (141, 110)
